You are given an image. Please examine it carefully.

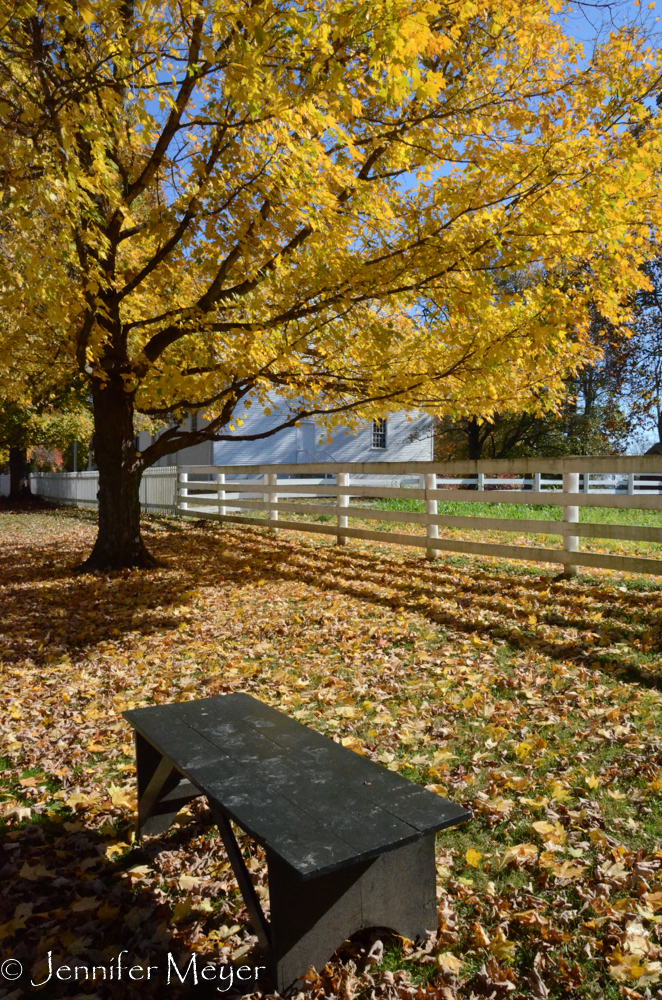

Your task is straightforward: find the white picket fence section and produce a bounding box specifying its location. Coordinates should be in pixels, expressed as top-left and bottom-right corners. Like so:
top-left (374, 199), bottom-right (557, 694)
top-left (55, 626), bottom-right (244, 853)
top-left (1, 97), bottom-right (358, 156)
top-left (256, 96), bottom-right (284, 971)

top-left (30, 467), bottom-right (178, 516)
top-left (177, 458), bottom-right (662, 577)
top-left (24, 457), bottom-right (662, 576)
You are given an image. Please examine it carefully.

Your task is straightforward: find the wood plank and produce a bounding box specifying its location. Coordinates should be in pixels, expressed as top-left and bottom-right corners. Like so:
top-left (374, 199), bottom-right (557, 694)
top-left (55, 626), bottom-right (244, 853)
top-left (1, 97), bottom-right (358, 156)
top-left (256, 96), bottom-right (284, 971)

top-left (428, 489), bottom-right (662, 510)
top-left (189, 694), bottom-right (470, 838)
top-left (125, 695), bottom-right (470, 878)
top-left (124, 708), bottom-right (362, 876)
top-left (576, 522), bottom-right (662, 543)
top-left (176, 499), bottom-right (662, 543)
top-left (175, 510), bottom-right (662, 574)
top-left (179, 456), bottom-right (662, 476)
top-left (175, 698), bottom-right (440, 854)
top-left (560, 551), bottom-right (662, 576)
top-left (184, 483), bottom-right (662, 507)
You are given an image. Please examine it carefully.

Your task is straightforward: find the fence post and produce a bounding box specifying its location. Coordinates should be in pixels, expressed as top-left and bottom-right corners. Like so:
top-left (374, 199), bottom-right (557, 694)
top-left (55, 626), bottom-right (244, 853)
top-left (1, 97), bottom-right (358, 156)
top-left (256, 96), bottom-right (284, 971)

top-left (337, 471), bottom-right (349, 545)
top-left (424, 472), bottom-right (438, 560)
top-left (562, 471), bottom-right (579, 578)
top-left (180, 472), bottom-right (188, 513)
top-left (216, 472), bottom-right (226, 517)
top-left (628, 473), bottom-right (635, 496)
top-left (268, 472), bottom-right (279, 532)
top-left (583, 472), bottom-right (590, 494)
top-left (534, 472), bottom-right (541, 493)
top-left (477, 472), bottom-right (484, 491)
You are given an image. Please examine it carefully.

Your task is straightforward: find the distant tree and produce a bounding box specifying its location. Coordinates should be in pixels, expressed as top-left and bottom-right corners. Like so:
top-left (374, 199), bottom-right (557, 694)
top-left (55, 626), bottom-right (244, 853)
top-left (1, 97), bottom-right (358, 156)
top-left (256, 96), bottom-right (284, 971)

top-left (629, 257), bottom-right (662, 453)
top-left (0, 390), bottom-right (93, 500)
top-left (434, 314), bottom-right (635, 460)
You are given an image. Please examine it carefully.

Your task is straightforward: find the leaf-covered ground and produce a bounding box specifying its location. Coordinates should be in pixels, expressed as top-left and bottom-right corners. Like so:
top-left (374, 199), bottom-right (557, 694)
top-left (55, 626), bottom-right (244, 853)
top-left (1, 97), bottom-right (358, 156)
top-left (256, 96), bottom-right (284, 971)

top-left (1, 506), bottom-right (661, 1000)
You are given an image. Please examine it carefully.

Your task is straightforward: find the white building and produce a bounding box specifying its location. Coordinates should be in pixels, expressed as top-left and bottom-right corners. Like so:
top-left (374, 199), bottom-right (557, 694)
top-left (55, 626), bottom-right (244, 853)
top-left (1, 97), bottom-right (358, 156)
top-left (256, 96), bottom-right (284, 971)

top-left (142, 397), bottom-right (433, 467)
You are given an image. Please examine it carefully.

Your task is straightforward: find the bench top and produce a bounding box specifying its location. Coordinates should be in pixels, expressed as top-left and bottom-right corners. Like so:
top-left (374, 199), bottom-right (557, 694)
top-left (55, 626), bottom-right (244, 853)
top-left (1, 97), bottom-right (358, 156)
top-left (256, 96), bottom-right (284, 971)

top-left (124, 693), bottom-right (470, 879)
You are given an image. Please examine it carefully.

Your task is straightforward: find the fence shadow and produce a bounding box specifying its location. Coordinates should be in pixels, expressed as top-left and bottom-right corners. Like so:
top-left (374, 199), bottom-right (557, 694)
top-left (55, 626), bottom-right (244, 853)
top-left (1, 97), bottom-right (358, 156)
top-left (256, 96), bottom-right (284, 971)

top-left (1, 511), bottom-right (660, 685)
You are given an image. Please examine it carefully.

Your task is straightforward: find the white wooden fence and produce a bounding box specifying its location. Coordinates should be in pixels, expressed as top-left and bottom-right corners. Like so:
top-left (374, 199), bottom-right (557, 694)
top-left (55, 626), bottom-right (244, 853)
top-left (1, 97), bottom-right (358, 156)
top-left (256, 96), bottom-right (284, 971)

top-left (30, 467), bottom-right (178, 516)
top-left (177, 458), bottom-right (662, 578)
top-left (22, 457), bottom-right (662, 577)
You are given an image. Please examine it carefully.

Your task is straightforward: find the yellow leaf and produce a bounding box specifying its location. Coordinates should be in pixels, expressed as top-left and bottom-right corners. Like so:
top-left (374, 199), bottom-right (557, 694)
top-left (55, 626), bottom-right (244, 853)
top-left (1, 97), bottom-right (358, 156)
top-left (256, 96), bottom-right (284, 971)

top-left (172, 894), bottom-right (193, 923)
top-left (436, 951), bottom-right (463, 973)
top-left (65, 792), bottom-right (95, 811)
top-left (473, 922), bottom-right (490, 947)
top-left (69, 897), bottom-right (98, 912)
top-left (553, 860), bottom-right (587, 880)
top-left (125, 864), bottom-right (152, 879)
top-left (19, 863), bottom-right (54, 880)
top-left (105, 842), bottom-right (129, 860)
top-left (585, 774), bottom-right (600, 789)
top-left (550, 782), bottom-right (571, 801)
top-left (500, 843), bottom-right (538, 867)
top-left (488, 797), bottom-right (514, 815)
top-left (465, 848), bottom-right (483, 868)
top-left (108, 783), bottom-right (135, 810)
top-left (489, 929), bottom-right (517, 962)
top-left (532, 821), bottom-right (556, 838)
top-left (340, 736), bottom-right (368, 755)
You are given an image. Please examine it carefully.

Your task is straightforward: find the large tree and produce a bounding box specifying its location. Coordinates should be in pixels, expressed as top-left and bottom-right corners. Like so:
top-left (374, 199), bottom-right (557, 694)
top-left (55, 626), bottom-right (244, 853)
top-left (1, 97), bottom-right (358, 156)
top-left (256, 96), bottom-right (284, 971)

top-left (1, 0), bottom-right (661, 567)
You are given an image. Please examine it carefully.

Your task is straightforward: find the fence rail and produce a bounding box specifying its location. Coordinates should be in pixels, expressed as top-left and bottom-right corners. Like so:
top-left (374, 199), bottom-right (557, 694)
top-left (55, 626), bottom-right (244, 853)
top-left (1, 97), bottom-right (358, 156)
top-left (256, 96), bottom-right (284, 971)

top-left (22, 457), bottom-right (662, 577)
top-left (178, 460), bottom-right (662, 578)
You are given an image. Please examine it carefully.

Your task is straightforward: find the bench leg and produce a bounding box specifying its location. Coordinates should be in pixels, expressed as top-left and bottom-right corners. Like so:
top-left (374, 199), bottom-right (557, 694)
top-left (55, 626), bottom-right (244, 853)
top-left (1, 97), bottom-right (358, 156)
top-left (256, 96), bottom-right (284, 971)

top-left (208, 799), bottom-right (271, 951)
top-left (135, 733), bottom-right (203, 838)
top-left (267, 834), bottom-right (437, 993)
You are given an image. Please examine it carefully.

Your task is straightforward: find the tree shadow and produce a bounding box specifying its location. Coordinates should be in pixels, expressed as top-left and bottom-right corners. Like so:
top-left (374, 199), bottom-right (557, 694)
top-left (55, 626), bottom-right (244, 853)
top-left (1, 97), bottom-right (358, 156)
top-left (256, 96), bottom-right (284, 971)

top-left (1, 513), bottom-right (660, 689)
top-left (0, 802), bottom-right (268, 998)
top-left (174, 522), bottom-right (662, 689)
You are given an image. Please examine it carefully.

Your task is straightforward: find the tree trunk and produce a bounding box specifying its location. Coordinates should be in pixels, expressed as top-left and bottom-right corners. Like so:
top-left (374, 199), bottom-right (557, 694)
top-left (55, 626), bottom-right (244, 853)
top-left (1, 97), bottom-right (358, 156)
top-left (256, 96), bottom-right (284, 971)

top-left (466, 418), bottom-right (481, 489)
top-left (466, 418), bottom-right (482, 460)
top-left (9, 446), bottom-right (31, 499)
top-left (80, 379), bottom-right (158, 571)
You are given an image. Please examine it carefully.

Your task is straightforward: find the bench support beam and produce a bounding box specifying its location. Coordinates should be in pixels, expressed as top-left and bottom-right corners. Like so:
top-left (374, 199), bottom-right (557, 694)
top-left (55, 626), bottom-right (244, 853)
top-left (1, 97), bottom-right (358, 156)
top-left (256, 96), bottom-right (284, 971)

top-left (135, 733), bottom-right (203, 838)
top-left (268, 834), bottom-right (436, 993)
top-left (209, 800), bottom-right (271, 951)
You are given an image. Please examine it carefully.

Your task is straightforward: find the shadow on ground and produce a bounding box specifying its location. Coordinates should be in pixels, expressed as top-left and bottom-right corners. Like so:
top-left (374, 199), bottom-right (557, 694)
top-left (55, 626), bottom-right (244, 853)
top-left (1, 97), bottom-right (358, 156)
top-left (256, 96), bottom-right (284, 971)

top-left (2, 509), bottom-right (660, 687)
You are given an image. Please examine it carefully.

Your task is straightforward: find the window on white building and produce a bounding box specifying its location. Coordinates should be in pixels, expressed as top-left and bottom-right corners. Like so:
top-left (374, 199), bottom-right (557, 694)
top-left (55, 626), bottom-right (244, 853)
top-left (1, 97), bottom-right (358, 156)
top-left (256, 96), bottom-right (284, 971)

top-left (371, 418), bottom-right (387, 449)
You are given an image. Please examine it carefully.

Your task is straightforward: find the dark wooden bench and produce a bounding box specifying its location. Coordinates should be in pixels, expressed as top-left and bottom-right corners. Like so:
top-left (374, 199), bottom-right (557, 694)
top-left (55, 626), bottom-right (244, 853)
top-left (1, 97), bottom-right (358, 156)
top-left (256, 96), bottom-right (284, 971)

top-left (123, 693), bottom-right (470, 992)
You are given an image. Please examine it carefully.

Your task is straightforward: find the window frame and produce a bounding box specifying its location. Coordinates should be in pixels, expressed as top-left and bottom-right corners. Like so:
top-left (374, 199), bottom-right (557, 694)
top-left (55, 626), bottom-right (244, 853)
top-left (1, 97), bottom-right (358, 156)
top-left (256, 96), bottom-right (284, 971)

top-left (371, 418), bottom-right (387, 450)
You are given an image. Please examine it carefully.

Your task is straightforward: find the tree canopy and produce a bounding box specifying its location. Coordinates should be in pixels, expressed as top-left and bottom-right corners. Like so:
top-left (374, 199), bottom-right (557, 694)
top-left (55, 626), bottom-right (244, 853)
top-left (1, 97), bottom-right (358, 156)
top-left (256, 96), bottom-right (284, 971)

top-left (2, 0), bottom-right (661, 565)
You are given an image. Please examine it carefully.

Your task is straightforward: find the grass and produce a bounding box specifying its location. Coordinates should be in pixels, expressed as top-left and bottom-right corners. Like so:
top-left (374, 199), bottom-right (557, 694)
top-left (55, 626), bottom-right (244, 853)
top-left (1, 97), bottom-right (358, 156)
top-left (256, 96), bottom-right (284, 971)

top-left (370, 494), bottom-right (662, 526)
